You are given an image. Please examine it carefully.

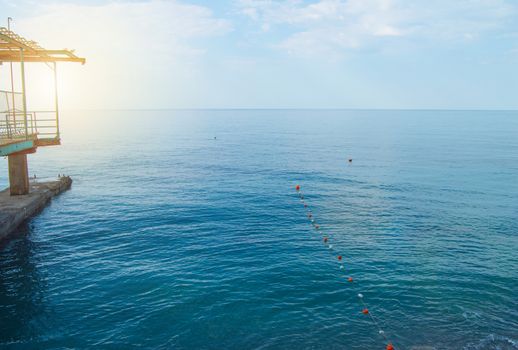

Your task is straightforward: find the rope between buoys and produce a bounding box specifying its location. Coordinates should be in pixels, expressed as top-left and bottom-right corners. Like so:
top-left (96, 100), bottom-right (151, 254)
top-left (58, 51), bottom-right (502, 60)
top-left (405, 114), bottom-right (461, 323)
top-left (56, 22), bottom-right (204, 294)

top-left (295, 184), bottom-right (396, 350)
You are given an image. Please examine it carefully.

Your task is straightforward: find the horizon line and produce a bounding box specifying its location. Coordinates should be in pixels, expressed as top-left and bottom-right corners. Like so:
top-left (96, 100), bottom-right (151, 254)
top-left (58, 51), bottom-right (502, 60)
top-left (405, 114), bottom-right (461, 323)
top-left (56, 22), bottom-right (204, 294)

top-left (60, 107), bottom-right (518, 112)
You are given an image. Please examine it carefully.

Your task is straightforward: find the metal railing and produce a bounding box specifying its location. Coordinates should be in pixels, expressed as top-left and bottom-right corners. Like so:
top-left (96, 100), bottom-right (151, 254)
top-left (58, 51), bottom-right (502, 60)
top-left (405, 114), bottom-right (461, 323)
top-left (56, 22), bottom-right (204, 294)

top-left (1, 89), bottom-right (23, 113)
top-left (0, 110), bottom-right (59, 144)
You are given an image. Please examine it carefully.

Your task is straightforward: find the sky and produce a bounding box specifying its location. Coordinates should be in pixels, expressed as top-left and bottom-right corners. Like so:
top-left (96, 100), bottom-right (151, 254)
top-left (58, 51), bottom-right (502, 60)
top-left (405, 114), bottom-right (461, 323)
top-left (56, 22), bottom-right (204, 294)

top-left (0, 0), bottom-right (517, 110)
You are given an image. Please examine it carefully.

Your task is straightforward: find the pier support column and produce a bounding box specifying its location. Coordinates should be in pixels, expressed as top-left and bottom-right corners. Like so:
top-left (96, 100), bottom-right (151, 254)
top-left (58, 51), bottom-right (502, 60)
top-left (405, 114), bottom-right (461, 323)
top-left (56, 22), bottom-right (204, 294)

top-left (8, 153), bottom-right (30, 196)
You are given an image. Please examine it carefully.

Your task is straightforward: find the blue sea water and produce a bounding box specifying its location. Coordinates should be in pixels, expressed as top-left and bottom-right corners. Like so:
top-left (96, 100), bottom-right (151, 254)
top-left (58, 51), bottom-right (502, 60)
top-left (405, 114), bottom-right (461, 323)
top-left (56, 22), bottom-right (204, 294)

top-left (0, 109), bottom-right (517, 350)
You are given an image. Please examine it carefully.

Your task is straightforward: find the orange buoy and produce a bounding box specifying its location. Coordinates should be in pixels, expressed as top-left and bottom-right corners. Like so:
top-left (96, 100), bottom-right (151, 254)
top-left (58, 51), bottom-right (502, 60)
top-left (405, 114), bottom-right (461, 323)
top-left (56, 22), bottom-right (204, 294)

top-left (386, 343), bottom-right (394, 350)
top-left (362, 309), bottom-right (369, 315)
top-left (348, 277), bottom-right (353, 282)
top-left (337, 255), bottom-right (342, 261)
top-left (296, 185), bottom-right (300, 191)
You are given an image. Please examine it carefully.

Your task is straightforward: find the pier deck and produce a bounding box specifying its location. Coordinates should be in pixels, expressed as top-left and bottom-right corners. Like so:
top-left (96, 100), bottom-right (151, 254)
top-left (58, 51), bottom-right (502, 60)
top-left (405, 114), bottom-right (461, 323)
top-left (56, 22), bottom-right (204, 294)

top-left (0, 176), bottom-right (72, 241)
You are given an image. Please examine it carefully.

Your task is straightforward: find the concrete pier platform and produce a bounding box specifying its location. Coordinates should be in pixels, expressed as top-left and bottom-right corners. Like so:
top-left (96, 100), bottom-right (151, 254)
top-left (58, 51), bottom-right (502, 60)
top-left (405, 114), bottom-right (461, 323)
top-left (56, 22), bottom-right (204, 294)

top-left (0, 176), bottom-right (72, 241)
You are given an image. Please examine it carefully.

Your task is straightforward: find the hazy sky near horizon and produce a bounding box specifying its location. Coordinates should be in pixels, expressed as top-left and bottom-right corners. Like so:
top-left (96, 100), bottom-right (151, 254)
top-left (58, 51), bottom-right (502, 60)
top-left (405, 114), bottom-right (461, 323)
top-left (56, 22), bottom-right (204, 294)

top-left (1, 0), bottom-right (517, 110)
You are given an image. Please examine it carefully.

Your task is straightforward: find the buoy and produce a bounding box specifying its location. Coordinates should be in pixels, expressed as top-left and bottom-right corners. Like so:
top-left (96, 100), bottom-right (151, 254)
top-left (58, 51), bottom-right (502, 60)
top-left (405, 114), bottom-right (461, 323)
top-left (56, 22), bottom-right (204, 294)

top-left (323, 237), bottom-right (328, 243)
top-left (337, 255), bottom-right (342, 261)
top-left (296, 185), bottom-right (300, 191)
top-left (348, 277), bottom-right (353, 282)
top-left (362, 309), bottom-right (369, 315)
top-left (386, 343), bottom-right (394, 350)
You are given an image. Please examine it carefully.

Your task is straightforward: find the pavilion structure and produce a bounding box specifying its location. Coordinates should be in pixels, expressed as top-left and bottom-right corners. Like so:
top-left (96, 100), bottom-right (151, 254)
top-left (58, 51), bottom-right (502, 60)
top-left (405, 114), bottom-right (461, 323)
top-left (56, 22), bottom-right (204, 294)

top-left (0, 26), bottom-right (85, 195)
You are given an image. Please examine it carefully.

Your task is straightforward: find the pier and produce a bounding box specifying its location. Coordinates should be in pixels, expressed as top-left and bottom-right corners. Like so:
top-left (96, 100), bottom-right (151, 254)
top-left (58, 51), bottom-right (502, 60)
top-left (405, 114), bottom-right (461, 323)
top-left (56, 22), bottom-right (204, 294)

top-left (0, 176), bottom-right (72, 240)
top-left (0, 24), bottom-right (84, 239)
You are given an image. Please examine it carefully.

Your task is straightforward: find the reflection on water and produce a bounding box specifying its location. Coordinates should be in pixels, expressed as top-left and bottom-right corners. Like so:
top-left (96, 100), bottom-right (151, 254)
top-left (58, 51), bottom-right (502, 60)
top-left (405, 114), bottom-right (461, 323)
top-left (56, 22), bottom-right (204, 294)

top-left (0, 224), bottom-right (48, 344)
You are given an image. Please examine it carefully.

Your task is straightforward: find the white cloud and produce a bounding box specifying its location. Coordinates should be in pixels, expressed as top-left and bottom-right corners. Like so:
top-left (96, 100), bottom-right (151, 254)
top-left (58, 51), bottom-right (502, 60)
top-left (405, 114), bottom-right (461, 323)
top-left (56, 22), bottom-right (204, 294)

top-left (20, 1), bottom-right (231, 49)
top-left (237, 0), bottom-right (517, 56)
top-left (13, 0), bottom-right (232, 109)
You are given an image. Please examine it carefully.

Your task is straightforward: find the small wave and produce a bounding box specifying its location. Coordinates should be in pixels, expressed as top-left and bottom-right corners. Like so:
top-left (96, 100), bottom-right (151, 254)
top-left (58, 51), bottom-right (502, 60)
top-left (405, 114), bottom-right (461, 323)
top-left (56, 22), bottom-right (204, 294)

top-left (463, 334), bottom-right (518, 350)
top-left (462, 310), bottom-right (482, 320)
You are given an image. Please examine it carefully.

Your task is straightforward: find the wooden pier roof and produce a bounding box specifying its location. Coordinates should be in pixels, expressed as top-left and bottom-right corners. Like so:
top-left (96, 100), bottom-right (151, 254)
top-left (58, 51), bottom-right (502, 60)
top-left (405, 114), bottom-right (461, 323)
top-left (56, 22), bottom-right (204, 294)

top-left (0, 27), bottom-right (85, 64)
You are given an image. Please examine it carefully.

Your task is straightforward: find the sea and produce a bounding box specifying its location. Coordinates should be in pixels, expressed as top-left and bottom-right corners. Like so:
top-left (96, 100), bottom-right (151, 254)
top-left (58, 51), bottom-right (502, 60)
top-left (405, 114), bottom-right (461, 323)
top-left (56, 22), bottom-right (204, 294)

top-left (0, 109), bottom-right (517, 349)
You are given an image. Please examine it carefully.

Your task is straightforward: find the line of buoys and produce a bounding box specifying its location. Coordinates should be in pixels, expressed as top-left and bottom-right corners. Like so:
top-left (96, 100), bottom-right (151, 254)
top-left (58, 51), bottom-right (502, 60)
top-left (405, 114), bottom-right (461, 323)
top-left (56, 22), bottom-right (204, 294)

top-left (295, 184), bottom-right (395, 350)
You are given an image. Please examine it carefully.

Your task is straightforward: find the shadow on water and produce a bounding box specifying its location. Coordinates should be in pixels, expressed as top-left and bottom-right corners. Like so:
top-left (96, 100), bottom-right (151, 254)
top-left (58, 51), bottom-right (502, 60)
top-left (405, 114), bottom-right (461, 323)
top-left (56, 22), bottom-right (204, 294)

top-left (0, 224), bottom-right (47, 344)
